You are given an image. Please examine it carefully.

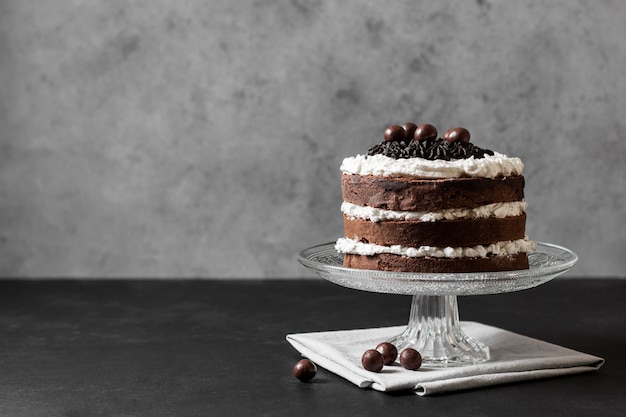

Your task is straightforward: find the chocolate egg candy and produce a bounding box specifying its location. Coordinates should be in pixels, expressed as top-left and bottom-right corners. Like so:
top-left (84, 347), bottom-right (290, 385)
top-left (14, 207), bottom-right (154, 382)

top-left (361, 349), bottom-right (384, 372)
top-left (401, 122), bottom-right (417, 141)
top-left (383, 125), bottom-right (407, 142)
top-left (293, 359), bottom-right (317, 381)
top-left (414, 124), bottom-right (438, 141)
top-left (375, 342), bottom-right (398, 366)
top-left (443, 127), bottom-right (471, 143)
top-left (399, 348), bottom-right (422, 371)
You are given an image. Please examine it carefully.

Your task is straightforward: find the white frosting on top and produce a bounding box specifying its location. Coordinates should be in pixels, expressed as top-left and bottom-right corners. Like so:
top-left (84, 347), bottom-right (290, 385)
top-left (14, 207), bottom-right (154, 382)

top-left (341, 200), bottom-right (527, 223)
top-left (335, 237), bottom-right (536, 258)
top-left (340, 152), bottom-right (524, 179)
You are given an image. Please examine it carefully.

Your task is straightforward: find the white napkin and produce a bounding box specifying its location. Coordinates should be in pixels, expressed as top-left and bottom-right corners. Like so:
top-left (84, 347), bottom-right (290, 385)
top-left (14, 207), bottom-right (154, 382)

top-left (286, 322), bottom-right (604, 396)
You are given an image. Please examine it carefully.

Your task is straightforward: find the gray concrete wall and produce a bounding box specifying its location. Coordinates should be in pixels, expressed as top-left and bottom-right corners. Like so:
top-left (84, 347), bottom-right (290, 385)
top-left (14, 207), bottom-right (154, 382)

top-left (1, 0), bottom-right (624, 278)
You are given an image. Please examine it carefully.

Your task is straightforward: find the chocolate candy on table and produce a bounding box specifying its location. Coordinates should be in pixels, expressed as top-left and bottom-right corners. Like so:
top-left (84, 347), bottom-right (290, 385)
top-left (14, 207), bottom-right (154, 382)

top-left (414, 123), bottom-right (438, 141)
top-left (293, 359), bottom-right (317, 381)
top-left (443, 127), bottom-right (471, 144)
top-left (375, 342), bottom-right (398, 366)
top-left (399, 348), bottom-right (423, 371)
top-left (383, 125), bottom-right (407, 142)
top-left (361, 349), bottom-right (384, 373)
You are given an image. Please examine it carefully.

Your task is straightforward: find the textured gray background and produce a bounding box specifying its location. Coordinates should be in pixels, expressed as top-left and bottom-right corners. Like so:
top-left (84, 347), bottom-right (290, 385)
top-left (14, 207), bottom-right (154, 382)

top-left (1, 1), bottom-right (624, 278)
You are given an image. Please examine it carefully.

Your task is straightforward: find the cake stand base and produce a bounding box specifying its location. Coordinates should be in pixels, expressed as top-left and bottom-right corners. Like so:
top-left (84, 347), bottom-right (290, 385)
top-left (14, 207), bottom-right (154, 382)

top-left (388, 295), bottom-right (489, 367)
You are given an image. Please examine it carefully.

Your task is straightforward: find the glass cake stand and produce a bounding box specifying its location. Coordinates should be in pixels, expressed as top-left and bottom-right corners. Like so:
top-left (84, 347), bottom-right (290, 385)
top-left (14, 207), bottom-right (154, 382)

top-left (297, 242), bottom-right (577, 368)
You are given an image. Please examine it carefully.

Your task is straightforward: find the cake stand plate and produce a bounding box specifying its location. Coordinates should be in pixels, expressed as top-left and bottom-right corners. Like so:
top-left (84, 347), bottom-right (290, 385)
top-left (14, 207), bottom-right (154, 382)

top-left (297, 242), bottom-right (577, 367)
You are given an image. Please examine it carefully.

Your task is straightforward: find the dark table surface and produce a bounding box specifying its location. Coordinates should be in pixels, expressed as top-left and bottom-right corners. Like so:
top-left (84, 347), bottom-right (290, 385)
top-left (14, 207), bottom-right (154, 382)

top-left (0, 278), bottom-right (624, 417)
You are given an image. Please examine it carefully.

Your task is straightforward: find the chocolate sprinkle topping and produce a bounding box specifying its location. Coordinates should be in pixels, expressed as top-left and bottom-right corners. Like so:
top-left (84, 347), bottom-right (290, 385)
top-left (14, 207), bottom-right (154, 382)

top-left (367, 137), bottom-right (494, 161)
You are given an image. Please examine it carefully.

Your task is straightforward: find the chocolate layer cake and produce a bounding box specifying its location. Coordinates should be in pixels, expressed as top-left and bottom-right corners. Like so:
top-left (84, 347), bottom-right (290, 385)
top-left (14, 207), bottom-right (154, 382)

top-left (335, 123), bottom-right (536, 273)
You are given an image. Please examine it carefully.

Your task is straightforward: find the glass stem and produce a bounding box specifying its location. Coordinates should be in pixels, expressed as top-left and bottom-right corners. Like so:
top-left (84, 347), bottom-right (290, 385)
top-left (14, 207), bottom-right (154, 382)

top-left (389, 295), bottom-right (490, 367)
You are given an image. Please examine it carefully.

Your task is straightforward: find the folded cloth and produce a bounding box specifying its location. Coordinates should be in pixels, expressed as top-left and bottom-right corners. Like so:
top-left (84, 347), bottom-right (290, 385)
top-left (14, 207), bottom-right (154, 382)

top-left (286, 322), bottom-right (604, 396)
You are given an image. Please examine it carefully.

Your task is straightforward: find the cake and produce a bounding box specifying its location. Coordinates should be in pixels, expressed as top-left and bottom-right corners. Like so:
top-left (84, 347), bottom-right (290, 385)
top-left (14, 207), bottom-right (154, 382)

top-left (335, 122), bottom-right (536, 273)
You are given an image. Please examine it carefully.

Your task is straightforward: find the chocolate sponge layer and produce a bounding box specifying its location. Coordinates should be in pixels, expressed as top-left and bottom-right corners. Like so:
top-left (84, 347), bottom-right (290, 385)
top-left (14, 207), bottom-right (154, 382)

top-left (343, 214), bottom-right (526, 247)
top-left (341, 174), bottom-right (525, 211)
top-left (343, 252), bottom-right (529, 273)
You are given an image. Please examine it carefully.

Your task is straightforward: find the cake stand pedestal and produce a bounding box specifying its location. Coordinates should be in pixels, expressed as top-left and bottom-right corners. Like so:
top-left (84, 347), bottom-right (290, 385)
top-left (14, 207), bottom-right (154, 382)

top-left (297, 242), bottom-right (577, 368)
top-left (388, 294), bottom-right (490, 366)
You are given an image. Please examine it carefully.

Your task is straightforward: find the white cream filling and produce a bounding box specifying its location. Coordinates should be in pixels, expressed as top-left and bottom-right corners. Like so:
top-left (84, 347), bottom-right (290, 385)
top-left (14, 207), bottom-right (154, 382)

top-left (340, 152), bottom-right (524, 179)
top-left (341, 200), bottom-right (527, 223)
top-left (335, 237), bottom-right (536, 258)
